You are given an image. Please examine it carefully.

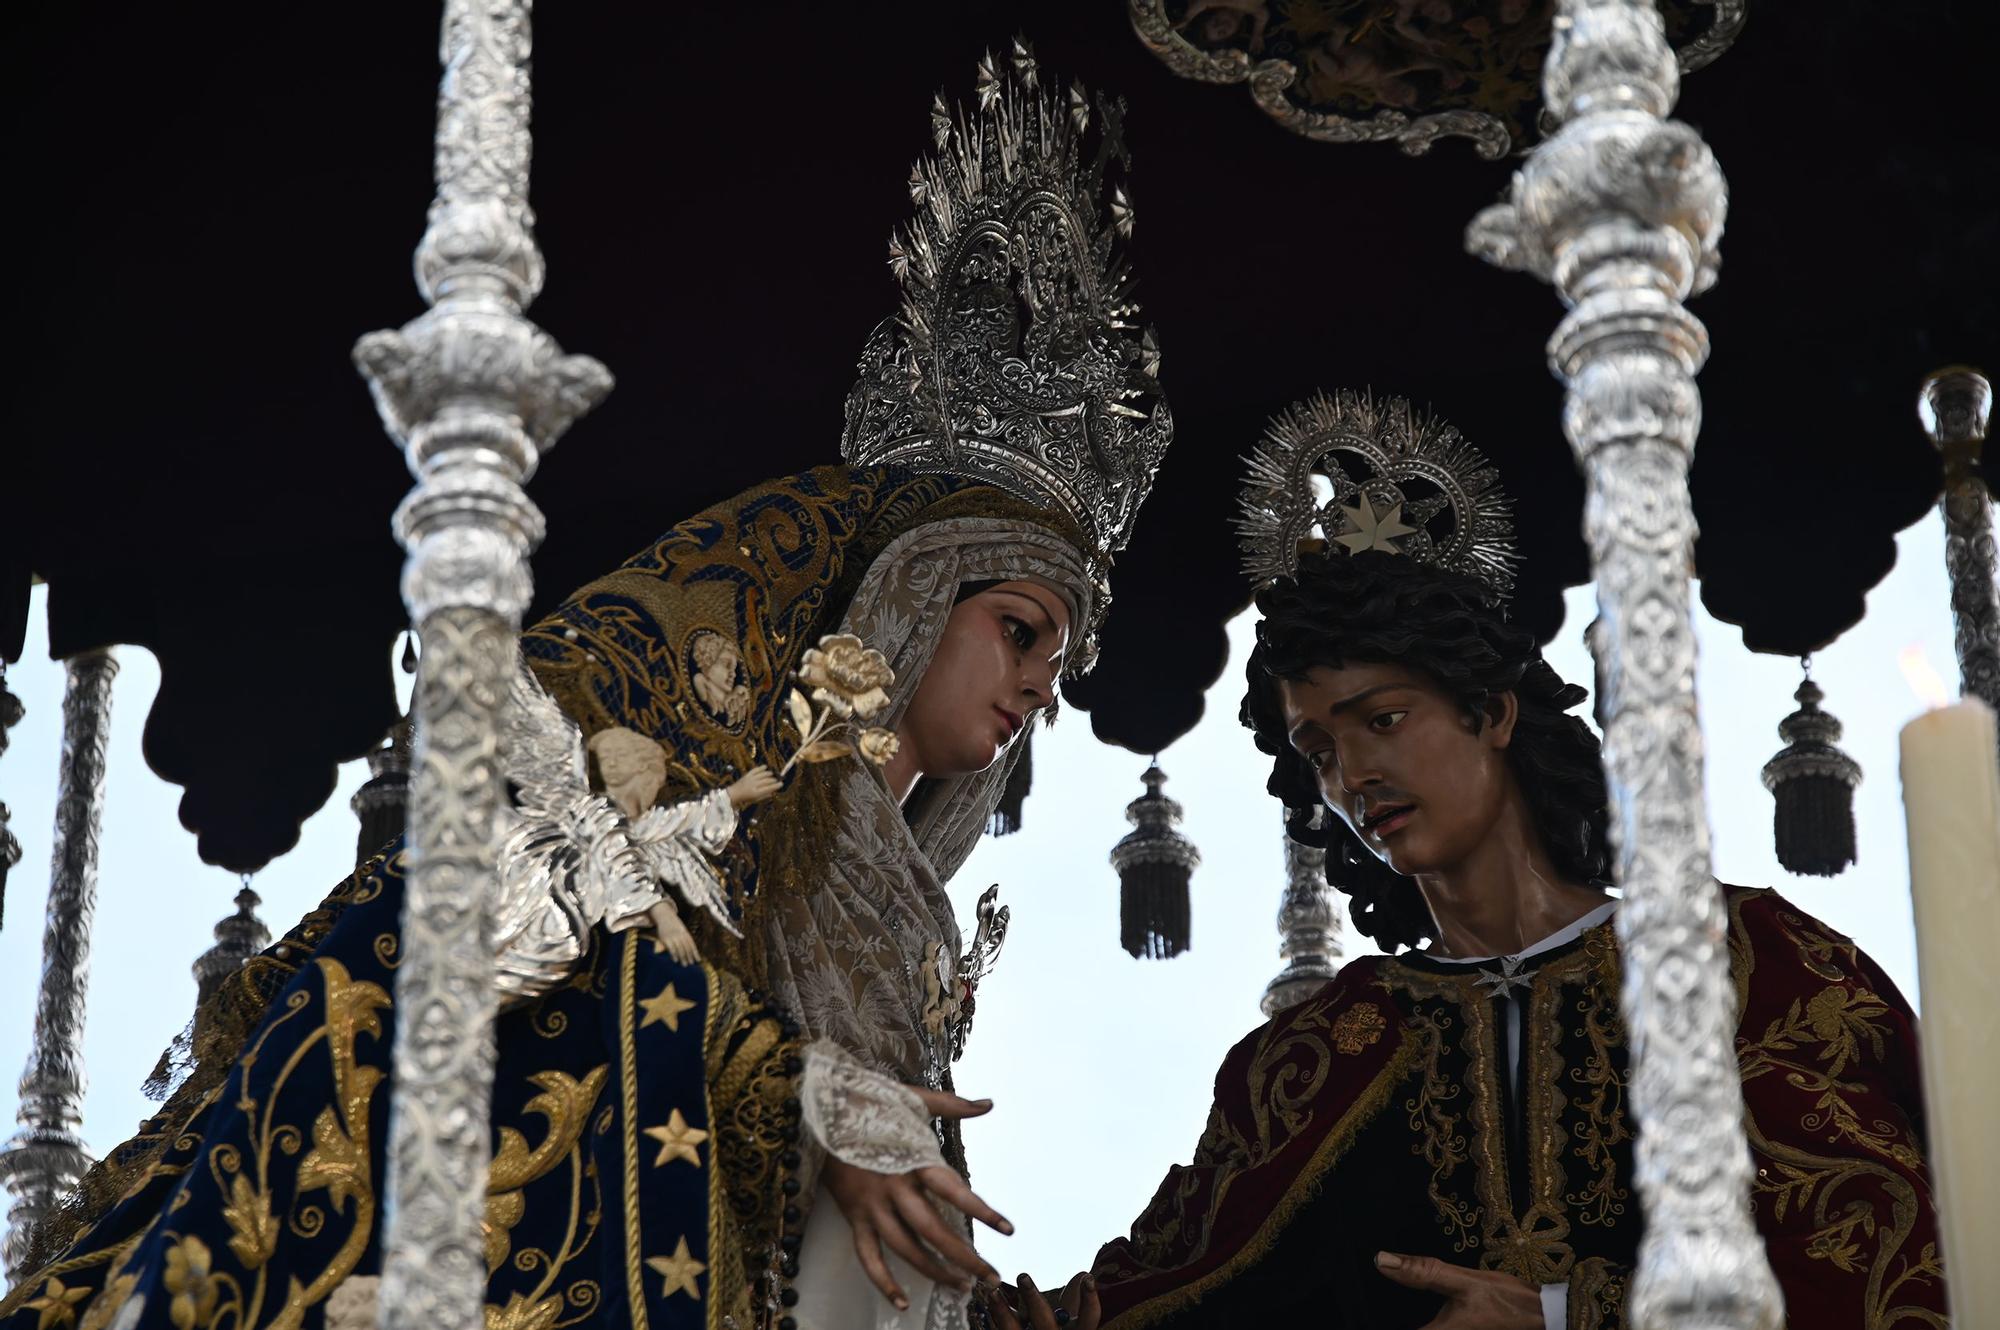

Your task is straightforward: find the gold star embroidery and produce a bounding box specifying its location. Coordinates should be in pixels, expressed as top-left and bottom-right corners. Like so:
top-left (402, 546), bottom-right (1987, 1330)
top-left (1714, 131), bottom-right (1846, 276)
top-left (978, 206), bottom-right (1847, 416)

top-left (646, 1236), bottom-right (706, 1300)
top-left (638, 981), bottom-right (698, 1033)
top-left (643, 1108), bottom-right (709, 1167)
top-left (1333, 494), bottom-right (1418, 555)
top-left (24, 1276), bottom-right (90, 1330)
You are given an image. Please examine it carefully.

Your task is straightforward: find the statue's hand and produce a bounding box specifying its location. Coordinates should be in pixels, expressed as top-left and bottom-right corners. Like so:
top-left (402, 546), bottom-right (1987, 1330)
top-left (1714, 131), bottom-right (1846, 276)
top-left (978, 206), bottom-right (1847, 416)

top-left (1373, 1252), bottom-right (1541, 1330)
top-left (645, 898), bottom-right (699, 965)
top-left (987, 1272), bottom-right (1099, 1330)
top-left (727, 765), bottom-right (783, 810)
top-left (820, 1088), bottom-right (1012, 1310)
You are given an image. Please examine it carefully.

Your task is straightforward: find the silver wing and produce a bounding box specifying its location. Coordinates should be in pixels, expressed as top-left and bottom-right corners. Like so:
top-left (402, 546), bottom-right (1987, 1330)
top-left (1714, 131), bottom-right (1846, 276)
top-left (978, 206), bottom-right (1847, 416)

top-left (491, 655), bottom-right (742, 1002)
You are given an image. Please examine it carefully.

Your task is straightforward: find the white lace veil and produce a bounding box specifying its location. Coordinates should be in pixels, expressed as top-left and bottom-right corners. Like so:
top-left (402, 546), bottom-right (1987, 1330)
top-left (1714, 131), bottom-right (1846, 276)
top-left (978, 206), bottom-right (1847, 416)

top-left (834, 515), bottom-right (1097, 881)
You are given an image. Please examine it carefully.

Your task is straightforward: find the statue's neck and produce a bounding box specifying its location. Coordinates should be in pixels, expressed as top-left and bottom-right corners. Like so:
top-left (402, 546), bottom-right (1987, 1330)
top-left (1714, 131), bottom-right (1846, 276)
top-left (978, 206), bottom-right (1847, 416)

top-left (1414, 793), bottom-right (1609, 960)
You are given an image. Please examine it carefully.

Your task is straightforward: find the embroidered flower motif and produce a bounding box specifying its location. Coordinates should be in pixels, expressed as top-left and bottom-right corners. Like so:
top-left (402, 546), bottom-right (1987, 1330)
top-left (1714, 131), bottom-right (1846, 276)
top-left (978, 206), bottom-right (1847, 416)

top-left (23, 1275), bottom-right (91, 1330)
top-left (1330, 1001), bottom-right (1386, 1055)
top-left (798, 634), bottom-right (894, 720)
top-left (1805, 984), bottom-right (1850, 1043)
top-left (857, 727), bottom-right (900, 765)
top-left (163, 1234), bottom-right (220, 1330)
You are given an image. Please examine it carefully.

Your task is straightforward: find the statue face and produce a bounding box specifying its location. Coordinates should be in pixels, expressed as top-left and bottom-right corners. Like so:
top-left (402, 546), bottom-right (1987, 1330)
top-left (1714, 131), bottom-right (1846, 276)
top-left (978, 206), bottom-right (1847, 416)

top-left (1275, 661), bottom-right (1518, 878)
top-left (896, 580), bottom-right (1071, 781)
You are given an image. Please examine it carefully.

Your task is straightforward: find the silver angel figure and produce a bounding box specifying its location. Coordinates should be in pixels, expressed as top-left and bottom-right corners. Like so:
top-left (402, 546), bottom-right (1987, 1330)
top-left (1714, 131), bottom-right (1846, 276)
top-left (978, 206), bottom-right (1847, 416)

top-left (490, 657), bottom-right (777, 999)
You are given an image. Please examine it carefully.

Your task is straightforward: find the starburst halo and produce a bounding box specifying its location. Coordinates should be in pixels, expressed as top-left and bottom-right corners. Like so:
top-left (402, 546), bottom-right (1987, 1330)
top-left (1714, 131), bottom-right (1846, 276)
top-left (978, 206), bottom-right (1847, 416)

top-left (1236, 389), bottom-right (1517, 598)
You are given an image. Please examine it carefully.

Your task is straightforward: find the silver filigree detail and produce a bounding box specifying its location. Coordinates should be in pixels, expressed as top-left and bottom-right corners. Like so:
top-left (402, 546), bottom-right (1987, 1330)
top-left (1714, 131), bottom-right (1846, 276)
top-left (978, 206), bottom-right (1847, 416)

top-left (841, 42), bottom-right (1173, 563)
top-left (1468, 3), bottom-right (1780, 1326)
top-left (1919, 368), bottom-right (1998, 731)
top-left (1262, 810), bottom-right (1341, 1016)
top-left (1131, 0), bottom-right (1745, 159)
top-left (1677, 0), bottom-right (1748, 72)
top-left (0, 649), bottom-right (116, 1282)
top-left (1238, 389), bottom-right (1517, 595)
top-left (1127, 0), bottom-right (1512, 160)
top-left (351, 4), bottom-right (611, 1327)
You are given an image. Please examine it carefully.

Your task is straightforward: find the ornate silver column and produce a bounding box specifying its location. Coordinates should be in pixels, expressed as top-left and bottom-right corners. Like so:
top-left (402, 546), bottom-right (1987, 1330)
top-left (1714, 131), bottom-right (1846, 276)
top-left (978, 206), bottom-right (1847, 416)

top-left (1466, 2), bottom-right (1780, 1326)
top-left (0, 664), bottom-right (23, 927)
top-left (352, 4), bottom-right (611, 1327)
top-left (1919, 368), bottom-right (1998, 726)
top-left (1261, 812), bottom-right (1341, 1016)
top-left (0, 648), bottom-right (116, 1283)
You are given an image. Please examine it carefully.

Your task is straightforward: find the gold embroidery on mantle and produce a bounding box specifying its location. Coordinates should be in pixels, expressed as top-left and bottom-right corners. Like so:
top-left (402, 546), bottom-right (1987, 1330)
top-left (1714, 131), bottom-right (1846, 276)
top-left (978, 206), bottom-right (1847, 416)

top-left (1726, 891), bottom-right (1945, 1327)
top-left (1380, 938), bottom-right (1610, 1286)
top-left (1102, 1031), bottom-right (1425, 1330)
top-left (1330, 1003), bottom-right (1386, 1054)
top-left (481, 1064), bottom-right (611, 1330)
top-left (1565, 940), bottom-right (1629, 1229)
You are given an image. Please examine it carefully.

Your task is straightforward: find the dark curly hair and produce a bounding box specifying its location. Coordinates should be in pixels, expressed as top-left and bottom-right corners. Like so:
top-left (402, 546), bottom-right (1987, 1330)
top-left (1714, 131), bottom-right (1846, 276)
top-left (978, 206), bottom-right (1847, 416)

top-left (1240, 550), bottom-right (1611, 952)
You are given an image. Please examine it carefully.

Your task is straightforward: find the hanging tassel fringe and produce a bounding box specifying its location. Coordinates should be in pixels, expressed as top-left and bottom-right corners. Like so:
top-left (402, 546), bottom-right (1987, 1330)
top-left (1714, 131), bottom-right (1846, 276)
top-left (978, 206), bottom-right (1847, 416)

top-left (1762, 677), bottom-right (1862, 877)
top-left (988, 733), bottom-right (1033, 836)
top-left (1110, 764), bottom-right (1199, 960)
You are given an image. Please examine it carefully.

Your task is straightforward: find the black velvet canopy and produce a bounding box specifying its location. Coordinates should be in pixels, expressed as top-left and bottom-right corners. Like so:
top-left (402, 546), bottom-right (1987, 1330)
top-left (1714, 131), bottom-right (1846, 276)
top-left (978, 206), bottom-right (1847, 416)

top-left (3, 1), bottom-right (1994, 871)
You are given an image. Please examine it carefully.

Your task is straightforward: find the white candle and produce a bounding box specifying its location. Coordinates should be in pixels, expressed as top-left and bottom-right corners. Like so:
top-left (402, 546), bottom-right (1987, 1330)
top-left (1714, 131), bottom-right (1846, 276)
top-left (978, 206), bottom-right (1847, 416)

top-left (1899, 697), bottom-right (2000, 1325)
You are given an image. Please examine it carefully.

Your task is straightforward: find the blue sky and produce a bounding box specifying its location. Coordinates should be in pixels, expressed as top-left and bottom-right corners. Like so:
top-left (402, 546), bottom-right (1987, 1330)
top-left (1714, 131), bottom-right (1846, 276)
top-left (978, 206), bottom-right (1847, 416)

top-left (0, 509), bottom-right (1967, 1283)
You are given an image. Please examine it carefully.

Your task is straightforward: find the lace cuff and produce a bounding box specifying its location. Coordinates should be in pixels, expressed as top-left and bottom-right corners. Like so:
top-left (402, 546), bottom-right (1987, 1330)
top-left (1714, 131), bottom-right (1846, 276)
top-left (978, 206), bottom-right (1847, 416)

top-left (800, 1040), bottom-right (945, 1176)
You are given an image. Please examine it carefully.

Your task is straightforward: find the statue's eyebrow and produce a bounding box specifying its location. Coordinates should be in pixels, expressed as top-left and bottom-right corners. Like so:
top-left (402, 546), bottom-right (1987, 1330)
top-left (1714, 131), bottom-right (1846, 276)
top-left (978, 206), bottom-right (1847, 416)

top-left (1287, 682), bottom-right (1406, 746)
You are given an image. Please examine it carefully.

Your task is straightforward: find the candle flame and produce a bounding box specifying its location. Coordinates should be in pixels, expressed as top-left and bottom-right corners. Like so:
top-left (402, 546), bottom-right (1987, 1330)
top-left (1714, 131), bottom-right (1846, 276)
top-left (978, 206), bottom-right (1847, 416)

top-left (1899, 645), bottom-right (1952, 709)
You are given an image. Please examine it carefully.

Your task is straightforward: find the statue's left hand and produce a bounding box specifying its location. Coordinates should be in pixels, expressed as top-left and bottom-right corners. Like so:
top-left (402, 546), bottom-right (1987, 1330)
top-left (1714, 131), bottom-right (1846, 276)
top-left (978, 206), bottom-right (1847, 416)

top-left (987, 1272), bottom-right (1099, 1330)
top-left (1374, 1252), bottom-right (1541, 1330)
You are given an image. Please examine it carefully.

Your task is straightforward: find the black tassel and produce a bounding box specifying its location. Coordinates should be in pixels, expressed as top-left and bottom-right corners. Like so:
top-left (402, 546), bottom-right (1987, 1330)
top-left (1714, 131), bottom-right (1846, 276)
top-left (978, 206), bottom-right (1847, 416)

top-left (1761, 675), bottom-right (1862, 877)
top-left (1109, 763), bottom-right (1199, 960)
top-left (988, 732), bottom-right (1033, 836)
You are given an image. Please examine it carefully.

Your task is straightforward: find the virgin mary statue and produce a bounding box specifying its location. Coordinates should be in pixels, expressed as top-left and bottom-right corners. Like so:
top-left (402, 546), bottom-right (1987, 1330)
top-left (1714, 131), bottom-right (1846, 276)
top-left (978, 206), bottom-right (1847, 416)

top-left (0, 44), bottom-right (1170, 1330)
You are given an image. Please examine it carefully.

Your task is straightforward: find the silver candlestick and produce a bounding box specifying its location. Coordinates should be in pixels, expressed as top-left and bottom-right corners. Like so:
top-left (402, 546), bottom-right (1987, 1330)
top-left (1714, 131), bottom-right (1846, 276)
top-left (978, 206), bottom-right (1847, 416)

top-left (0, 649), bottom-right (117, 1284)
top-left (1262, 811), bottom-right (1341, 1016)
top-left (1919, 368), bottom-right (1998, 730)
top-left (1466, 1), bottom-right (1780, 1325)
top-left (351, 3), bottom-right (611, 1326)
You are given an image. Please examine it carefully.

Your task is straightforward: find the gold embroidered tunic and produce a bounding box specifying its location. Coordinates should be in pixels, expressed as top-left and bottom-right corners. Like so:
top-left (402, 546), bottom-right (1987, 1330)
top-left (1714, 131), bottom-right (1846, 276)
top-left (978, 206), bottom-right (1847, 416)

top-left (1087, 888), bottom-right (1947, 1330)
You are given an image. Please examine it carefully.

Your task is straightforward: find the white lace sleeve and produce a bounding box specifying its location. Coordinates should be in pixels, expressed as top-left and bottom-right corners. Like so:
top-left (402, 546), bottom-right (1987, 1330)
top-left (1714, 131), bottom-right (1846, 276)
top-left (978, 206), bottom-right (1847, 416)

top-left (800, 1040), bottom-right (947, 1176)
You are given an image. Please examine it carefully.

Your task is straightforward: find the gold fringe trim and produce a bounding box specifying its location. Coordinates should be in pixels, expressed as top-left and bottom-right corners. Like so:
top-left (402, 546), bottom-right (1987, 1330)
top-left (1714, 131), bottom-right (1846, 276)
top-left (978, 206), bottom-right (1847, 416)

top-left (1102, 1032), bottom-right (1427, 1330)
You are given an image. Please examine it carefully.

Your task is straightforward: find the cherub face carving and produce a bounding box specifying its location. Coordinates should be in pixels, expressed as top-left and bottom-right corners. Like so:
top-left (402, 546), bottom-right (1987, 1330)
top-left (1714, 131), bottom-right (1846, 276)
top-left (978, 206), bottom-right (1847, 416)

top-left (689, 631), bottom-right (751, 729)
top-left (587, 727), bottom-right (668, 821)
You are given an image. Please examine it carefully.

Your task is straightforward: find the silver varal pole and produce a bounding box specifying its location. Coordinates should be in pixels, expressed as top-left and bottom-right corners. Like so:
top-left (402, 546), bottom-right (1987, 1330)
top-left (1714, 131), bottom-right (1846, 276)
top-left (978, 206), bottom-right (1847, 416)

top-left (0, 649), bottom-right (117, 1284)
top-left (1465, 1), bottom-right (1780, 1325)
top-left (1919, 368), bottom-right (1998, 728)
top-left (352, 3), bottom-right (611, 1326)
top-left (1262, 811), bottom-right (1341, 1016)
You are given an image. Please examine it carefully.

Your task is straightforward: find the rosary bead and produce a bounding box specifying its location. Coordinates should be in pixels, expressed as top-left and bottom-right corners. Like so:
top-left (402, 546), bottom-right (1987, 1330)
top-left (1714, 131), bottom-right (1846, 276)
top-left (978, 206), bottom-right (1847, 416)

top-left (782, 1177), bottom-right (801, 1196)
top-left (783, 1204), bottom-right (801, 1224)
top-left (780, 1234), bottom-right (802, 1255)
top-left (781, 1149), bottom-right (802, 1169)
top-left (780, 1287), bottom-right (800, 1307)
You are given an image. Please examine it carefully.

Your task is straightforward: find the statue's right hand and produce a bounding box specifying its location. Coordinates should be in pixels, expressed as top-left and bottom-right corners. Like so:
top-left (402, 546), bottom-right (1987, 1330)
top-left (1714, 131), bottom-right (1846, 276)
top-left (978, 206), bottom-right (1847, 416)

top-left (820, 1121), bottom-right (1013, 1312)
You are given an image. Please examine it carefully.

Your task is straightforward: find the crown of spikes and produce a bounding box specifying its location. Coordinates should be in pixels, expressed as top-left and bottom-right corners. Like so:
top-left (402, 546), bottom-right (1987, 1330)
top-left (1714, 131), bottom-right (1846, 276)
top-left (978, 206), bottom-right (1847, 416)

top-left (842, 39), bottom-right (1173, 563)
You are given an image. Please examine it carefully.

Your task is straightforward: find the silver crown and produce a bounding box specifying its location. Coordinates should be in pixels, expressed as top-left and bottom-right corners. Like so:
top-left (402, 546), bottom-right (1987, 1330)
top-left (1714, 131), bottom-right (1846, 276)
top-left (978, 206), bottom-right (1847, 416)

top-left (841, 40), bottom-right (1172, 559)
top-left (1238, 390), bottom-right (1517, 596)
